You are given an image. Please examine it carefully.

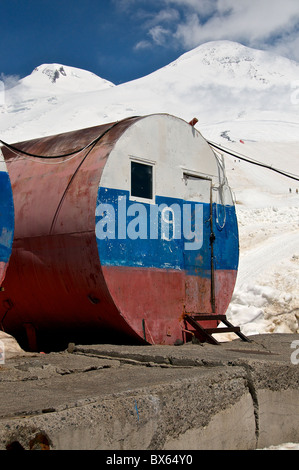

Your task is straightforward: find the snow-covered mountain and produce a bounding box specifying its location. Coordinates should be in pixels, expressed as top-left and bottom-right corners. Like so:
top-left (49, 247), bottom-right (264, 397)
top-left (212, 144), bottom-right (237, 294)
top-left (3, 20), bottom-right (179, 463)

top-left (22, 63), bottom-right (115, 92)
top-left (1, 40), bottom-right (299, 143)
top-left (0, 40), bottom-right (298, 340)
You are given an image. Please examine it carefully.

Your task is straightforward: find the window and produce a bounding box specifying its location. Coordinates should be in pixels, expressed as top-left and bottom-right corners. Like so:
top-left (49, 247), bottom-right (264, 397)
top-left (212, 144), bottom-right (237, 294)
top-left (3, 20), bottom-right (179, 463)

top-left (131, 161), bottom-right (153, 200)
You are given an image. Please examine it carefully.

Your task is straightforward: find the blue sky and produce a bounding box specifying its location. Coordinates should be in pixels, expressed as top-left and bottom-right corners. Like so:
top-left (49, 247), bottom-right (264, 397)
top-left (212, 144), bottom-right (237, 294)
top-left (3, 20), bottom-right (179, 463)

top-left (1, 0), bottom-right (299, 84)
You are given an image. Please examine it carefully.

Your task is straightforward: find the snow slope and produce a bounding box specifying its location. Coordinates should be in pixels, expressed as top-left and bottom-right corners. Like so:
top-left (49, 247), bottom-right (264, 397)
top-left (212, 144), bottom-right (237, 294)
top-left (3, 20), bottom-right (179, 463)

top-left (21, 63), bottom-right (115, 93)
top-left (2, 40), bottom-right (299, 142)
top-left (212, 139), bottom-right (299, 340)
top-left (0, 40), bottom-right (298, 340)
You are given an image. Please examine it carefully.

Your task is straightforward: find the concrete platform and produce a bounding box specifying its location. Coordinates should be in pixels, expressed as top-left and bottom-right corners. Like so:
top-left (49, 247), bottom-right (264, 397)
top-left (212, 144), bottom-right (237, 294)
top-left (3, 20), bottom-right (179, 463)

top-left (0, 333), bottom-right (298, 450)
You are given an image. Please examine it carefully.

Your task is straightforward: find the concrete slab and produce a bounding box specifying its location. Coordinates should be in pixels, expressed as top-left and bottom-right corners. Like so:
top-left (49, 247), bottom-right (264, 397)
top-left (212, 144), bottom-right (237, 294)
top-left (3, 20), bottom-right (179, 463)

top-left (0, 334), bottom-right (298, 450)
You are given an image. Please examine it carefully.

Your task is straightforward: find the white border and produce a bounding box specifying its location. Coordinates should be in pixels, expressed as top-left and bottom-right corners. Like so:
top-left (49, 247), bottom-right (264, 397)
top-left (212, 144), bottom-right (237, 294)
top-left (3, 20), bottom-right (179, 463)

top-left (129, 155), bottom-right (156, 205)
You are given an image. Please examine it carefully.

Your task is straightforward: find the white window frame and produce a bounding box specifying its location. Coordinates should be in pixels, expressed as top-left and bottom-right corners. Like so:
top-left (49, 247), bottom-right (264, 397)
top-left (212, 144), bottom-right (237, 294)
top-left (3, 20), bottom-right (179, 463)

top-left (129, 155), bottom-right (156, 204)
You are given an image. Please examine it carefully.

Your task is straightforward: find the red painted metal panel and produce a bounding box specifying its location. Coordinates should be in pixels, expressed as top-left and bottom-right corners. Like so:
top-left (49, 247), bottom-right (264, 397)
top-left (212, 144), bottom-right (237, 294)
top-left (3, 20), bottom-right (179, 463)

top-left (1, 119), bottom-right (145, 350)
top-left (101, 266), bottom-right (186, 345)
top-left (0, 262), bottom-right (6, 286)
top-left (102, 266), bottom-right (237, 345)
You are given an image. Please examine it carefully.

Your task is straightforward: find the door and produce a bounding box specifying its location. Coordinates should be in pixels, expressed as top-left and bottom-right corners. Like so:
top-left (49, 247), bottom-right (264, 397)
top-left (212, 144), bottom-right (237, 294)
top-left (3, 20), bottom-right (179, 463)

top-left (183, 174), bottom-right (215, 314)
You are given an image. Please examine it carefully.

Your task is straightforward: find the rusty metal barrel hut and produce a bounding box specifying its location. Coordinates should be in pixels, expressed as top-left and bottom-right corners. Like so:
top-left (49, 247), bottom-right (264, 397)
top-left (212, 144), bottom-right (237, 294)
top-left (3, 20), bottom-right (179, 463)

top-left (1, 114), bottom-right (239, 351)
top-left (0, 148), bottom-right (14, 288)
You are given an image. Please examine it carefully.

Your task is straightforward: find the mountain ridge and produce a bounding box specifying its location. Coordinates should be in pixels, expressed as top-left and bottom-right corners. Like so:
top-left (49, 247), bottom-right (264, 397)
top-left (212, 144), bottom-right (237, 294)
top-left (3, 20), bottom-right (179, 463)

top-left (1, 40), bottom-right (299, 143)
top-left (19, 63), bottom-right (115, 93)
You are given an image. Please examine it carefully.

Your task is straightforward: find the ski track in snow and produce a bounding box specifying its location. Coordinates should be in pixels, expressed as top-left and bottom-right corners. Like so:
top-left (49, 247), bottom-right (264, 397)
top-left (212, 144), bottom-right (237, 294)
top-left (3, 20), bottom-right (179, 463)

top-left (237, 230), bottom-right (299, 287)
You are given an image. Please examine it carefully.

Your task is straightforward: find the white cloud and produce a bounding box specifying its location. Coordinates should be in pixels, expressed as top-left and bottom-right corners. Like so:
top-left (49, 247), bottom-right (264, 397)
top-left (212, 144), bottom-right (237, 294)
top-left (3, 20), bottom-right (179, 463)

top-left (131, 0), bottom-right (299, 62)
top-left (149, 25), bottom-right (171, 45)
top-left (268, 33), bottom-right (299, 63)
top-left (173, 0), bottom-right (299, 57)
top-left (0, 73), bottom-right (20, 90)
top-left (134, 40), bottom-right (152, 51)
top-left (151, 8), bottom-right (180, 24)
top-left (165, 0), bottom-right (217, 16)
top-left (133, 7), bottom-right (180, 49)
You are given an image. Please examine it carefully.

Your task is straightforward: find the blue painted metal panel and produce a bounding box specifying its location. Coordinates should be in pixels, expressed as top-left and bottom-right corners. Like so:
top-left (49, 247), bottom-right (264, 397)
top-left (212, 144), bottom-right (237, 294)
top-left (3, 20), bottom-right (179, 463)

top-left (0, 170), bottom-right (14, 264)
top-left (213, 203), bottom-right (239, 271)
top-left (95, 187), bottom-right (238, 275)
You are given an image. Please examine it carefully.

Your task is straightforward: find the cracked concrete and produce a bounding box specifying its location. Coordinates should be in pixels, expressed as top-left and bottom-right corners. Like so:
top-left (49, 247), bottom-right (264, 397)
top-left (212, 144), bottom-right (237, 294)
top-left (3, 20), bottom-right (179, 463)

top-left (0, 334), bottom-right (298, 450)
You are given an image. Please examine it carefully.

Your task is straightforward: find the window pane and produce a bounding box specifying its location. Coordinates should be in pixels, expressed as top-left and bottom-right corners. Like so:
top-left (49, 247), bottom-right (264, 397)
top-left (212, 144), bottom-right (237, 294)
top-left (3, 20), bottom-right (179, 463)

top-left (131, 161), bottom-right (153, 199)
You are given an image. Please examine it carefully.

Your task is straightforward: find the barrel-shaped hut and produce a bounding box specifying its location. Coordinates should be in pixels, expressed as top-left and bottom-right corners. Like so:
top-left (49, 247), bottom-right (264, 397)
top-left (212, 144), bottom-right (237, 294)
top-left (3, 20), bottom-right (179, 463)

top-left (1, 114), bottom-right (239, 350)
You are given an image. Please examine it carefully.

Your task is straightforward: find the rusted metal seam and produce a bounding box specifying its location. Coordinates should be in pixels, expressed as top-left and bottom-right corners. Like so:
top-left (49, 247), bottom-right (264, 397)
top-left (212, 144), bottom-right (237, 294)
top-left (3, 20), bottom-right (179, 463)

top-left (49, 119), bottom-right (138, 235)
top-left (12, 229), bottom-right (95, 241)
top-left (49, 141), bottom-right (98, 235)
